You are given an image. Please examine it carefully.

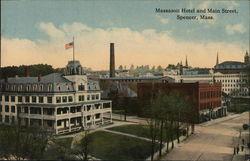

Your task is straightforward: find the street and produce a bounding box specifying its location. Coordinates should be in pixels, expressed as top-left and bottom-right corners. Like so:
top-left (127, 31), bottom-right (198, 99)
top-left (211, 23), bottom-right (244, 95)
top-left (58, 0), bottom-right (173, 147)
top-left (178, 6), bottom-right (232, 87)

top-left (161, 112), bottom-right (249, 161)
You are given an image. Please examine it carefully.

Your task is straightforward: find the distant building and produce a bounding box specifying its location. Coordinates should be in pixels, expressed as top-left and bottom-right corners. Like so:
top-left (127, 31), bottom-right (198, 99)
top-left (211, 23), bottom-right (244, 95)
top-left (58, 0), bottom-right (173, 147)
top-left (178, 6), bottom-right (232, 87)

top-left (137, 82), bottom-right (226, 123)
top-left (0, 61), bottom-right (112, 134)
top-left (214, 51), bottom-right (250, 74)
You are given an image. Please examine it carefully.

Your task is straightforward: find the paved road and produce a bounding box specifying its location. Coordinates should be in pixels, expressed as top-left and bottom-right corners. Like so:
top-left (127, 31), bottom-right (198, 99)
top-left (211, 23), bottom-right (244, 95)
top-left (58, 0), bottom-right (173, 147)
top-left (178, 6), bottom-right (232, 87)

top-left (161, 112), bottom-right (249, 161)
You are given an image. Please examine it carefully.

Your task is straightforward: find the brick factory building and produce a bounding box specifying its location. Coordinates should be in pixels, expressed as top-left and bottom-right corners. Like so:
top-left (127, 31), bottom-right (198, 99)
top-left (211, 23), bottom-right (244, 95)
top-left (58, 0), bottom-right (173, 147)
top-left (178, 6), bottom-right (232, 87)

top-left (137, 82), bottom-right (226, 123)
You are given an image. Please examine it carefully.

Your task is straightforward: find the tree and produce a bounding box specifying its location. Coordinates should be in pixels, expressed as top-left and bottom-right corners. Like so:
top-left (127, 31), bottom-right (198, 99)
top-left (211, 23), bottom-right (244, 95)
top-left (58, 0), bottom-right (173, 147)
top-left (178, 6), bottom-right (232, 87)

top-left (118, 65), bottom-right (123, 71)
top-left (151, 66), bottom-right (156, 71)
top-left (0, 125), bottom-right (51, 160)
top-left (72, 130), bottom-right (93, 161)
top-left (130, 64), bottom-right (135, 71)
top-left (156, 65), bottom-right (163, 72)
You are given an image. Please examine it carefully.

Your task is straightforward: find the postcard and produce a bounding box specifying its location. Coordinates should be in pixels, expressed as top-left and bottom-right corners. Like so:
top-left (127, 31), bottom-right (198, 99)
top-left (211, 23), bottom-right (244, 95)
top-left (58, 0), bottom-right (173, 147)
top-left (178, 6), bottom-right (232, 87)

top-left (0, 0), bottom-right (249, 160)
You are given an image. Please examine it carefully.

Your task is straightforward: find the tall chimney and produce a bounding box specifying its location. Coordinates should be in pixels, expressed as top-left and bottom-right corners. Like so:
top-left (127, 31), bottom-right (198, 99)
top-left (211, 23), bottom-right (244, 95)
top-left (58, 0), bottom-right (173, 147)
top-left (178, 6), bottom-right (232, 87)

top-left (110, 43), bottom-right (115, 77)
top-left (24, 66), bottom-right (30, 77)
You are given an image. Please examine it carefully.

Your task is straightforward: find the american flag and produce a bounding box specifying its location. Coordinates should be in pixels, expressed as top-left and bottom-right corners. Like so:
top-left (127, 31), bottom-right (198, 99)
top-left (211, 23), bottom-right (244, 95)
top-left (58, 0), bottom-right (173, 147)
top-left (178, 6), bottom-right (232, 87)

top-left (65, 42), bottom-right (74, 49)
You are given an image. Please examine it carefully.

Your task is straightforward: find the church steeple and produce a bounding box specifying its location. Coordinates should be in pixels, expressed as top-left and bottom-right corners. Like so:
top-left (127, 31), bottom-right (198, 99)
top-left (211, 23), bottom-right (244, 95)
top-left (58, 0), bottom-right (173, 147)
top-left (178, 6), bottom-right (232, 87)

top-left (185, 55), bottom-right (188, 67)
top-left (244, 50), bottom-right (249, 64)
top-left (216, 52), bottom-right (219, 65)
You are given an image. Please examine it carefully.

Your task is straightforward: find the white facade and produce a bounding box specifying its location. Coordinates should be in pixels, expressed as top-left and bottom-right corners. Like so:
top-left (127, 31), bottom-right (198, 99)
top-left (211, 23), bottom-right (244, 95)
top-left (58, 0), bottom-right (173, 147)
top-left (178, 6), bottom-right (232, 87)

top-left (165, 72), bottom-right (249, 97)
top-left (0, 73), bottom-right (112, 134)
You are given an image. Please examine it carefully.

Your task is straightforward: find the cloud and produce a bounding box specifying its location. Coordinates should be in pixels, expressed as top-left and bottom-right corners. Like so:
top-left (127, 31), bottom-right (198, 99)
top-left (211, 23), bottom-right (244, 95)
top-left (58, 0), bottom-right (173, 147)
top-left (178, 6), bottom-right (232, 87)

top-left (1, 22), bottom-right (246, 70)
top-left (226, 24), bottom-right (246, 35)
top-left (156, 15), bottom-right (169, 24)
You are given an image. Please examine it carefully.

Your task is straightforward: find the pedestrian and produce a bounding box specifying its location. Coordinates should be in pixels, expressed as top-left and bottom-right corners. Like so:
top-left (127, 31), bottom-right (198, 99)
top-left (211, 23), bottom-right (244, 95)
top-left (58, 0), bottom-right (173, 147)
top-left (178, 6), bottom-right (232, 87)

top-left (241, 145), bottom-right (244, 152)
top-left (242, 138), bottom-right (245, 145)
top-left (237, 146), bottom-right (239, 154)
top-left (233, 147), bottom-right (236, 155)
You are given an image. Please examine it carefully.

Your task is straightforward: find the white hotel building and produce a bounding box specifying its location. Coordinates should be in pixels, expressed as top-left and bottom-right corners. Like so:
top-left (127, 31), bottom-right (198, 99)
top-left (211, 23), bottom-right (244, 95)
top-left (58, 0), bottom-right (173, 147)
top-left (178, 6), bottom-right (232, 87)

top-left (0, 61), bottom-right (112, 134)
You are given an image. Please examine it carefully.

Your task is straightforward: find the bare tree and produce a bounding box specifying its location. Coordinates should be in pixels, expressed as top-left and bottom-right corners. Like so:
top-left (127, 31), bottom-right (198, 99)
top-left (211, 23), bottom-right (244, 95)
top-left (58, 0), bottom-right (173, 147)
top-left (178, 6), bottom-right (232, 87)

top-left (72, 130), bottom-right (92, 161)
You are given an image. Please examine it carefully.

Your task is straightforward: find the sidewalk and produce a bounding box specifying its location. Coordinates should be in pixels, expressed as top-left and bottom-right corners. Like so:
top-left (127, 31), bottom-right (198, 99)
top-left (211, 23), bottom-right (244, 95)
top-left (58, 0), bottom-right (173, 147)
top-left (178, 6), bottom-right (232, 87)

top-left (232, 131), bottom-right (250, 161)
top-left (199, 113), bottom-right (241, 127)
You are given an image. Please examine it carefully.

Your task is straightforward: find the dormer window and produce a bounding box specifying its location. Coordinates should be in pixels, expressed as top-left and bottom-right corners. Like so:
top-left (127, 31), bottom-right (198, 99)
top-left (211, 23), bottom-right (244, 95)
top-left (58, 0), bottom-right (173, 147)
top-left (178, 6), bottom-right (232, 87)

top-left (78, 84), bottom-right (85, 91)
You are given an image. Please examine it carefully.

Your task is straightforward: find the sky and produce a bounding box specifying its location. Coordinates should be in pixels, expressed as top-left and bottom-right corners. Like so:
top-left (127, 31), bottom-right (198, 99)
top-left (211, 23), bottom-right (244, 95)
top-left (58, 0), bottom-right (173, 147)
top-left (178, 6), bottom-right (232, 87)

top-left (1, 0), bottom-right (249, 70)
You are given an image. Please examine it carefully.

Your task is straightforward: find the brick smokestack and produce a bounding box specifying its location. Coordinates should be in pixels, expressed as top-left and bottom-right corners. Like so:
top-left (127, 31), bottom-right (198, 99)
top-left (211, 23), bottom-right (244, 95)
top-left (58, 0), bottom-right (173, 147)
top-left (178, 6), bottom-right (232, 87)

top-left (24, 66), bottom-right (30, 77)
top-left (110, 43), bottom-right (115, 77)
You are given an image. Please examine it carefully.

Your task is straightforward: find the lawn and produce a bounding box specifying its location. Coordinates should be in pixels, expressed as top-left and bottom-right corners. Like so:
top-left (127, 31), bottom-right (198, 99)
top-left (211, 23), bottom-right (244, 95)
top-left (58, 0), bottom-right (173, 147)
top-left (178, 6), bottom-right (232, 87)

top-left (89, 131), bottom-right (155, 160)
top-left (44, 137), bottom-right (73, 160)
top-left (108, 124), bottom-right (177, 142)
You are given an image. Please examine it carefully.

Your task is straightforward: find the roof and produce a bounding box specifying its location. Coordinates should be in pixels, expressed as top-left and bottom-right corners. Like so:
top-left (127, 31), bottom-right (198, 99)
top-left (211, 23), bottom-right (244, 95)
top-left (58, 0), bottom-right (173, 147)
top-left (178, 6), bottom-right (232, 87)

top-left (215, 61), bottom-right (249, 70)
top-left (2, 73), bottom-right (70, 84)
top-left (101, 76), bottom-right (165, 81)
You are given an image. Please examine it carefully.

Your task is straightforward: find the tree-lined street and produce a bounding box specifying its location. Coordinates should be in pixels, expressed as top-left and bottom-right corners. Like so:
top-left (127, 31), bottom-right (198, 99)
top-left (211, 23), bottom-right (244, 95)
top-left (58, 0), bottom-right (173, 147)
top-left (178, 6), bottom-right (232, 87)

top-left (161, 112), bottom-right (249, 161)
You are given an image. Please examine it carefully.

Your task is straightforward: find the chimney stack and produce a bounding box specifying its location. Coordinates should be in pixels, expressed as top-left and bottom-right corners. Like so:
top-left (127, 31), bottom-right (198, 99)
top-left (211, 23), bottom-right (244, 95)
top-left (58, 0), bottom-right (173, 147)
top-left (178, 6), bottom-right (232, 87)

top-left (38, 74), bottom-right (42, 82)
top-left (24, 66), bottom-right (30, 77)
top-left (110, 43), bottom-right (115, 77)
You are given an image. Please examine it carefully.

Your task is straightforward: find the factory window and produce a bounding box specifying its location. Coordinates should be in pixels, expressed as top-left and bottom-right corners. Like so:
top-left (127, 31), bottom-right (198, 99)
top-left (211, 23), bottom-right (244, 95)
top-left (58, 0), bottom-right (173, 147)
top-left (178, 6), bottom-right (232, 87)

top-left (62, 96), bottom-right (67, 103)
top-left (47, 97), bottom-right (53, 103)
top-left (18, 96), bottom-right (23, 102)
top-left (32, 96), bottom-right (37, 103)
top-left (11, 96), bottom-right (15, 102)
top-left (78, 84), bottom-right (85, 91)
top-left (5, 105), bottom-right (9, 112)
top-left (11, 106), bottom-right (15, 113)
top-left (68, 96), bottom-right (73, 102)
top-left (25, 96), bottom-right (30, 103)
top-left (56, 97), bottom-right (61, 103)
top-left (5, 95), bottom-right (9, 102)
top-left (39, 97), bottom-right (44, 103)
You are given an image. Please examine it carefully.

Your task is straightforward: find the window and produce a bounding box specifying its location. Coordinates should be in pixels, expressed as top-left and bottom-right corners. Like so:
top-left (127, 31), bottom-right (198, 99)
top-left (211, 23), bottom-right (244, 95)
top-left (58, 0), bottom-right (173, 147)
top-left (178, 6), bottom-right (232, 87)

top-left (18, 96), bottom-right (22, 102)
top-left (11, 106), bottom-right (15, 113)
top-left (12, 116), bottom-right (15, 124)
top-left (87, 95), bottom-right (90, 100)
top-left (96, 94), bottom-right (99, 100)
top-left (78, 84), bottom-right (85, 91)
top-left (62, 96), bottom-right (67, 103)
top-left (79, 95), bottom-right (84, 102)
top-left (39, 97), bottom-right (44, 103)
top-left (0, 95), bottom-right (2, 102)
top-left (5, 95), bottom-right (9, 102)
top-left (68, 96), bottom-right (73, 102)
top-left (87, 116), bottom-right (91, 121)
top-left (5, 105), bottom-right (9, 112)
top-left (11, 96), bottom-right (15, 102)
top-left (5, 116), bottom-right (9, 123)
top-left (57, 120), bottom-right (61, 126)
top-left (32, 96), bottom-right (37, 103)
top-left (56, 97), bottom-right (61, 103)
top-left (47, 97), bottom-right (53, 103)
top-left (0, 105), bottom-right (2, 112)
top-left (25, 96), bottom-right (30, 103)
top-left (91, 95), bottom-right (95, 100)
top-left (96, 113), bottom-right (100, 119)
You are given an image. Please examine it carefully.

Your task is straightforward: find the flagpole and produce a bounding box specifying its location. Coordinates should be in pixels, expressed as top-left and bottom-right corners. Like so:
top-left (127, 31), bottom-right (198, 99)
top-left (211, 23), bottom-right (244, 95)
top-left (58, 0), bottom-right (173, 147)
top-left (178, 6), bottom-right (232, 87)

top-left (73, 36), bottom-right (75, 74)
